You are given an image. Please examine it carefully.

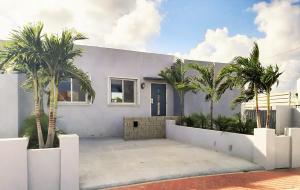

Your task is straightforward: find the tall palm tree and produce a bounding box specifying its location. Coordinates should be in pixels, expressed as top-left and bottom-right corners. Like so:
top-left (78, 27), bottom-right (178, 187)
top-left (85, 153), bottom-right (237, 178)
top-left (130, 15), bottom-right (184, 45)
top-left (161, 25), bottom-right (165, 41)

top-left (42, 30), bottom-right (95, 148)
top-left (188, 63), bottom-right (230, 129)
top-left (159, 59), bottom-right (192, 124)
top-left (222, 42), bottom-right (264, 128)
top-left (261, 65), bottom-right (282, 128)
top-left (0, 23), bottom-right (45, 148)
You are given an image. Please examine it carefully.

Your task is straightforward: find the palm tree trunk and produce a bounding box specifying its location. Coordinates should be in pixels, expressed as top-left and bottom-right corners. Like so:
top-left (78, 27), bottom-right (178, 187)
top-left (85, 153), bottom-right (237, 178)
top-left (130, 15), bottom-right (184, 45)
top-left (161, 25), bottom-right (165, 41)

top-left (210, 99), bottom-right (213, 129)
top-left (45, 78), bottom-right (56, 148)
top-left (254, 86), bottom-right (262, 128)
top-left (33, 80), bottom-right (44, 148)
top-left (266, 90), bottom-right (271, 128)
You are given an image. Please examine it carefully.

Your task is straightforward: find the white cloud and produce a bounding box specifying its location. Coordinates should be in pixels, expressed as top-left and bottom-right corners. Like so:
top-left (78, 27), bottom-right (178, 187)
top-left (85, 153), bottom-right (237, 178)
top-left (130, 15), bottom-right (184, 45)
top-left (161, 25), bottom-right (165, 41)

top-left (0, 0), bottom-right (162, 50)
top-left (182, 0), bottom-right (300, 91)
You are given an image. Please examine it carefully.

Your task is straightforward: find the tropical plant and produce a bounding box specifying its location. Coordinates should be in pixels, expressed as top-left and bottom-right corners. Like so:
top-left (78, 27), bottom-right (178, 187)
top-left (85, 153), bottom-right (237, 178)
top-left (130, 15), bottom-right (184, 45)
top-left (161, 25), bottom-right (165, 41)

top-left (188, 63), bottom-right (230, 129)
top-left (20, 113), bottom-right (64, 149)
top-left (159, 59), bottom-right (192, 124)
top-left (182, 113), bottom-right (209, 128)
top-left (0, 23), bottom-right (46, 148)
top-left (220, 42), bottom-right (264, 128)
top-left (260, 65), bottom-right (282, 128)
top-left (42, 30), bottom-right (95, 148)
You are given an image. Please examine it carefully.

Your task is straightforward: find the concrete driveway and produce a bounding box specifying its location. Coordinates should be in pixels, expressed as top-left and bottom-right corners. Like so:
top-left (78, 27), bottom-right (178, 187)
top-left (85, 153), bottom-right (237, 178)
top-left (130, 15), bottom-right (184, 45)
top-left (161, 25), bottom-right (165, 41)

top-left (80, 138), bottom-right (262, 190)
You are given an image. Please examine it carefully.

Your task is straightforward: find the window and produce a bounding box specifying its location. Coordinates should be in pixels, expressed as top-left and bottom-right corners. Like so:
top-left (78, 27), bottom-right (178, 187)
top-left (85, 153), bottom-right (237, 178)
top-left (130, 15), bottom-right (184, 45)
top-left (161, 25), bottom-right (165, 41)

top-left (58, 78), bottom-right (90, 103)
top-left (110, 78), bottom-right (137, 104)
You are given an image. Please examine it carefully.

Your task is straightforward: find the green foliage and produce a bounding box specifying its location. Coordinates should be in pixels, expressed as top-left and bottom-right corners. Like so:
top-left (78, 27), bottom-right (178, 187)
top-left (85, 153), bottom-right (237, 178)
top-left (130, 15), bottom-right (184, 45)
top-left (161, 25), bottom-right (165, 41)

top-left (20, 114), bottom-right (64, 149)
top-left (159, 59), bottom-right (193, 123)
top-left (213, 115), bottom-right (236, 132)
top-left (183, 112), bottom-right (256, 135)
top-left (182, 113), bottom-right (209, 128)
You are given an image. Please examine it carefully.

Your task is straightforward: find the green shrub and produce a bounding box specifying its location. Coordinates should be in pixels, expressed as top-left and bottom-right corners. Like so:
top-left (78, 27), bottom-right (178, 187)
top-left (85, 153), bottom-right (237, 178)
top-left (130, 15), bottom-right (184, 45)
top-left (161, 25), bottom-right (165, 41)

top-left (232, 113), bottom-right (256, 135)
top-left (182, 113), bottom-right (209, 128)
top-left (183, 112), bottom-right (256, 135)
top-left (213, 113), bottom-right (256, 134)
top-left (213, 115), bottom-right (236, 131)
top-left (20, 114), bottom-right (64, 149)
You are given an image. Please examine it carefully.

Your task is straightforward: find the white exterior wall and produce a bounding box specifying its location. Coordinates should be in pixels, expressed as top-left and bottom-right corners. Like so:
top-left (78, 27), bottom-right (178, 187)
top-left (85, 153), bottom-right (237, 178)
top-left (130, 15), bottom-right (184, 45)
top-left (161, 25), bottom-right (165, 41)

top-left (28, 148), bottom-right (61, 190)
top-left (52, 46), bottom-right (175, 137)
top-left (166, 121), bottom-right (254, 161)
top-left (0, 135), bottom-right (79, 190)
top-left (0, 138), bottom-right (28, 190)
top-left (0, 74), bottom-right (19, 137)
top-left (166, 120), bottom-right (299, 170)
top-left (275, 135), bottom-right (290, 168)
top-left (59, 134), bottom-right (79, 190)
top-left (285, 128), bottom-right (300, 168)
top-left (276, 106), bottom-right (292, 134)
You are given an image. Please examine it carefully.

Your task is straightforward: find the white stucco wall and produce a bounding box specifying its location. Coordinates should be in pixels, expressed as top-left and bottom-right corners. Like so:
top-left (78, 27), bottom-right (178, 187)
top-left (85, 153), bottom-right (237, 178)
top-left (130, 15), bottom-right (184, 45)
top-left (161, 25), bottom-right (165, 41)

top-left (53, 46), bottom-right (175, 137)
top-left (167, 120), bottom-right (297, 170)
top-left (285, 128), bottom-right (300, 168)
top-left (0, 138), bottom-right (28, 190)
top-left (166, 120), bottom-right (254, 161)
top-left (0, 135), bottom-right (79, 190)
top-left (28, 148), bottom-right (61, 190)
top-left (276, 106), bottom-right (292, 134)
top-left (275, 135), bottom-right (290, 168)
top-left (0, 74), bottom-right (19, 137)
top-left (14, 47), bottom-right (242, 138)
top-left (59, 134), bottom-right (79, 190)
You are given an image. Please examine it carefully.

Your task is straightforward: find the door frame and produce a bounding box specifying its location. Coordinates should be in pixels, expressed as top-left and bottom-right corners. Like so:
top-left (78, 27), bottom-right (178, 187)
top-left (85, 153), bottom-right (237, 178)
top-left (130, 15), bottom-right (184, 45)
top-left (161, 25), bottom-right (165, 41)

top-left (150, 82), bottom-right (168, 116)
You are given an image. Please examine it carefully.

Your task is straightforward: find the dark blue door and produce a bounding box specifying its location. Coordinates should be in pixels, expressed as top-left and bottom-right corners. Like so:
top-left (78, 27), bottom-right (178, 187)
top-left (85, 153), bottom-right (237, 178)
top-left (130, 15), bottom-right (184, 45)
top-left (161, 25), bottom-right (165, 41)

top-left (151, 83), bottom-right (166, 116)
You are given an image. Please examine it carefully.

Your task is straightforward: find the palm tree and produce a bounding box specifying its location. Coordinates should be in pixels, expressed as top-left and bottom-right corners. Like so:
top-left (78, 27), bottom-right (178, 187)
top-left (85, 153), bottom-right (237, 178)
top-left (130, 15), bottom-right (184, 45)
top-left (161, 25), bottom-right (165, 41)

top-left (0, 23), bottom-right (45, 148)
top-left (188, 63), bottom-right (230, 129)
top-left (261, 65), bottom-right (282, 128)
top-left (159, 59), bottom-right (192, 124)
top-left (42, 30), bottom-right (95, 148)
top-left (222, 42), bottom-right (264, 128)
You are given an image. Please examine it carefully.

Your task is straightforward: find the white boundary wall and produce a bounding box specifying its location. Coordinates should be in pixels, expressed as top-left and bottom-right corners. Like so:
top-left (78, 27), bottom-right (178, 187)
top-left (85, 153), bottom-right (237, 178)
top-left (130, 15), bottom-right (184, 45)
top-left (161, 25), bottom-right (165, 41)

top-left (0, 138), bottom-right (28, 190)
top-left (166, 120), bottom-right (254, 161)
top-left (166, 120), bottom-right (300, 170)
top-left (0, 134), bottom-right (79, 190)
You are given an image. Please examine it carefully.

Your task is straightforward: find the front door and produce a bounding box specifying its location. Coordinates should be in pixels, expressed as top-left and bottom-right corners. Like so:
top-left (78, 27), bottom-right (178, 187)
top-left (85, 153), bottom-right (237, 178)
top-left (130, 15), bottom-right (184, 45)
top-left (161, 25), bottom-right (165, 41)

top-left (151, 83), bottom-right (166, 116)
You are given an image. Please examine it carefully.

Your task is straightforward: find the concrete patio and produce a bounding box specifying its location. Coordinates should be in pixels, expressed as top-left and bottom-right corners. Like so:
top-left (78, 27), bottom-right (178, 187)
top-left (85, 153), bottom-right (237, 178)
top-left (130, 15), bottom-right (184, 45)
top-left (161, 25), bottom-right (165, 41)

top-left (79, 138), bottom-right (262, 190)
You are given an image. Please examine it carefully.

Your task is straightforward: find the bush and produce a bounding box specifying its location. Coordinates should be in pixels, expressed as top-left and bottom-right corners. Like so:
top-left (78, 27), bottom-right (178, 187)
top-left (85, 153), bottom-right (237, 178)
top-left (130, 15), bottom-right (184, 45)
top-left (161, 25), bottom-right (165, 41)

top-left (182, 112), bottom-right (256, 135)
top-left (213, 115), bottom-right (236, 131)
top-left (182, 113), bottom-right (209, 128)
top-left (20, 114), bottom-right (64, 149)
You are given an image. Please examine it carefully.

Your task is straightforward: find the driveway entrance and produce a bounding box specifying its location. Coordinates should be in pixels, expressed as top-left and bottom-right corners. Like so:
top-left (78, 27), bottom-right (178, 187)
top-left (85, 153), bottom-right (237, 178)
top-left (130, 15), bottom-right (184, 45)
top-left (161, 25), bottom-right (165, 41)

top-left (80, 138), bottom-right (261, 190)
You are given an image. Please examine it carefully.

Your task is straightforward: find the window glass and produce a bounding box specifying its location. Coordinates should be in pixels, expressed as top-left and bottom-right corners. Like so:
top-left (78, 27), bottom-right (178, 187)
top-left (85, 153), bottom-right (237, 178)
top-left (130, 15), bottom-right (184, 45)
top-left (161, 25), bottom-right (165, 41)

top-left (58, 79), bottom-right (71, 102)
top-left (72, 79), bottom-right (86, 102)
top-left (124, 80), bottom-right (134, 103)
top-left (111, 79), bottom-right (123, 103)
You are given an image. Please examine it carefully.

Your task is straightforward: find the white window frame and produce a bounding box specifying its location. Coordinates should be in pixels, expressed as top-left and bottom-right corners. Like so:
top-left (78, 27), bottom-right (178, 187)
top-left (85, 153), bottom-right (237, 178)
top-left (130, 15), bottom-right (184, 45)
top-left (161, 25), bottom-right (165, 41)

top-left (58, 77), bottom-right (92, 105)
top-left (108, 77), bottom-right (140, 106)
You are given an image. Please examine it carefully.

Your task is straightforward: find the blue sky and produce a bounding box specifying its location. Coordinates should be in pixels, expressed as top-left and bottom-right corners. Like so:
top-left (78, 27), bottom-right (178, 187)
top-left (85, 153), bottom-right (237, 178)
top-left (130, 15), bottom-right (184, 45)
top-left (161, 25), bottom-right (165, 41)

top-left (148, 0), bottom-right (268, 54)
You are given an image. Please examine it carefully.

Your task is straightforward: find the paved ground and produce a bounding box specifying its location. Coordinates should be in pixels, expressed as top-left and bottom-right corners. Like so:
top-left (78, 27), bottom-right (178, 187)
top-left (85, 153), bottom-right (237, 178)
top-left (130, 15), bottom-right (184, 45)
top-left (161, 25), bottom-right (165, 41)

top-left (80, 138), bottom-right (261, 190)
top-left (109, 169), bottom-right (300, 190)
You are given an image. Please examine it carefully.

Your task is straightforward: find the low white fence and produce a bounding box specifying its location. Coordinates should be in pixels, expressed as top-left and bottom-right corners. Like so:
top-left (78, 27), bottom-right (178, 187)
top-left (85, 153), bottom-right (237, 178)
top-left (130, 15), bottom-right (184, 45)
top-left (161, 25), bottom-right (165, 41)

top-left (0, 134), bottom-right (79, 190)
top-left (166, 120), bottom-right (300, 170)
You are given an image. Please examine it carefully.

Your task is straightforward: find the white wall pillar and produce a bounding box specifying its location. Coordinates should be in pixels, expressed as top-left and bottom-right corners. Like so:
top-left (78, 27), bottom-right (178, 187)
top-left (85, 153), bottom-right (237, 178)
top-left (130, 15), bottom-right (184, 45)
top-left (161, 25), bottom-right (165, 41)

top-left (59, 134), bottom-right (79, 190)
top-left (276, 106), bottom-right (292, 135)
top-left (0, 74), bottom-right (19, 138)
top-left (0, 138), bottom-right (28, 190)
top-left (253, 128), bottom-right (276, 170)
top-left (28, 148), bottom-right (61, 190)
top-left (285, 128), bottom-right (300, 168)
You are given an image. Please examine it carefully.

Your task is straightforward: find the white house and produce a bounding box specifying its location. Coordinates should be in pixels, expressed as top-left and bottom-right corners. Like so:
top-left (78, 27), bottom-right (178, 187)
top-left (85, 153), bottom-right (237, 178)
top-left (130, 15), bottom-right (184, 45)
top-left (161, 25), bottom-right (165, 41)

top-left (0, 45), bottom-right (240, 138)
